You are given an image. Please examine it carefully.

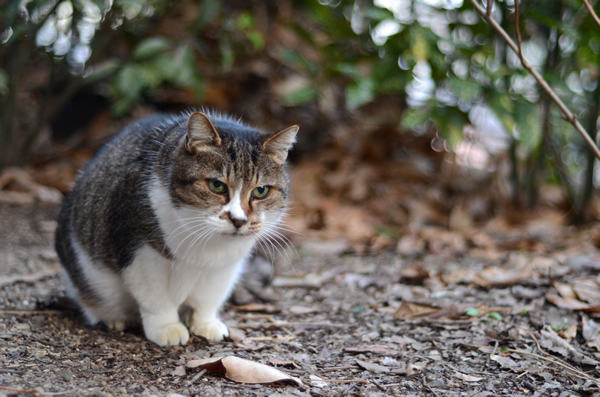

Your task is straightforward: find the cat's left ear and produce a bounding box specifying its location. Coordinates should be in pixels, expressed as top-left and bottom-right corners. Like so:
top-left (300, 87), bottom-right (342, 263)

top-left (186, 112), bottom-right (222, 153)
top-left (263, 125), bottom-right (299, 164)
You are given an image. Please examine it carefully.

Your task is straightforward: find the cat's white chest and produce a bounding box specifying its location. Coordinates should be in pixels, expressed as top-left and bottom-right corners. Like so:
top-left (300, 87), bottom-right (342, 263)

top-left (147, 176), bottom-right (256, 301)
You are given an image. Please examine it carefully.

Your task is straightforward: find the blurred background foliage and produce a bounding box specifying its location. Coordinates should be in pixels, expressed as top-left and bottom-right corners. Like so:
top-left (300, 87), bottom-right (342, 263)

top-left (1, 0), bottom-right (600, 227)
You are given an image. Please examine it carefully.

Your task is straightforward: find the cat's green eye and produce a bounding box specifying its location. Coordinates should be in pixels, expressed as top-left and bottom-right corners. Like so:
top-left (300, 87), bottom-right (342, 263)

top-left (252, 186), bottom-right (270, 199)
top-left (208, 179), bottom-right (227, 194)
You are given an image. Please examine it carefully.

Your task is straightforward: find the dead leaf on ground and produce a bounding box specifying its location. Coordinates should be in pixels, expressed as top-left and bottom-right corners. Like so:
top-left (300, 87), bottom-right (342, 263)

top-left (233, 303), bottom-right (280, 313)
top-left (489, 354), bottom-right (520, 370)
top-left (271, 273), bottom-right (323, 288)
top-left (558, 324), bottom-right (577, 342)
top-left (186, 356), bottom-right (304, 387)
top-left (0, 167), bottom-right (62, 204)
top-left (391, 362), bottom-right (427, 376)
top-left (344, 345), bottom-right (395, 355)
top-left (547, 279), bottom-right (600, 312)
top-left (355, 359), bottom-right (389, 374)
top-left (288, 305), bottom-right (318, 315)
top-left (268, 358), bottom-right (298, 367)
top-left (472, 265), bottom-right (536, 288)
top-left (453, 372), bottom-right (484, 382)
top-left (394, 301), bottom-right (441, 320)
top-left (540, 326), bottom-right (599, 366)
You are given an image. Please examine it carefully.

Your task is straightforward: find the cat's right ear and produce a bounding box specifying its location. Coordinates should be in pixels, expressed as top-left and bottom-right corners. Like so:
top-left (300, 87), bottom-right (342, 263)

top-left (186, 112), bottom-right (222, 153)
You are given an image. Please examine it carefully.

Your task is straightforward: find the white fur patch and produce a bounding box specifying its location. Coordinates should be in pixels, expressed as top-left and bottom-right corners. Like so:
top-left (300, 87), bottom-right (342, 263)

top-left (222, 185), bottom-right (247, 222)
top-left (70, 235), bottom-right (136, 324)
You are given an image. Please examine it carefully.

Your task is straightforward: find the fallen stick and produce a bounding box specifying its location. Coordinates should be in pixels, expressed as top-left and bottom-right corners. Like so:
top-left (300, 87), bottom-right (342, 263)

top-left (0, 263), bottom-right (60, 288)
top-left (0, 385), bottom-right (39, 395)
top-left (461, 343), bottom-right (600, 383)
top-left (247, 336), bottom-right (296, 342)
top-left (230, 321), bottom-right (348, 329)
top-left (300, 378), bottom-right (368, 384)
top-left (0, 310), bottom-right (64, 315)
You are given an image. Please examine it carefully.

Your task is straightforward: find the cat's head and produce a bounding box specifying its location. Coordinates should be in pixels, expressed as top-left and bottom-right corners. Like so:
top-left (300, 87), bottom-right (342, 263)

top-left (170, 111), bottom-right (298, 240)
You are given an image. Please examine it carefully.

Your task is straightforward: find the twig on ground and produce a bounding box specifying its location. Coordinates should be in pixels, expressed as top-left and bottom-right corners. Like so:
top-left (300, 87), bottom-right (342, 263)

top-left (187, 369), bottom-right (207, 384)
top-left (462, 343), bottom-right (600, 382)
top-left (247, 335), bottom-right (296, 342)
top-left (0, 386), bottom-right (39, 395)
top-left (320, 365), bottom-right (361, 373)
top-left (583, 0), bottom-right (600, 29)
top-left (300, 378), bottom-right (368, 384)
top-left (470, 0), bottom-right (600, 160)
top-left (0, 310), bottom-right (64, 315)
top-left (230, 321), bottom-right (348, 329)
top-left (0, 263), bottom-right (60, 288)
top-left (369, 379), bottom-right (386, 391)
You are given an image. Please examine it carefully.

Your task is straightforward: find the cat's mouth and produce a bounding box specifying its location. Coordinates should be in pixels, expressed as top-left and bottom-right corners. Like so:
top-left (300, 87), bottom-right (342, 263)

top-left (226, 231), bottom-right (250, 238)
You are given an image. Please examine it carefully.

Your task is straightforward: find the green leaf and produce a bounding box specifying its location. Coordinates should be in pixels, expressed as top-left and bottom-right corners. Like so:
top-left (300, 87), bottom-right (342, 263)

top-left (83, 60), bottom-right (121, 84)
top-left (346, 77), bottom-right (375, 110)
top-left (246, 31), bottom-right (265, 52)
top-left (282, 86), bottom-right (318, 107)
top-left (236, 12), bottom-right (254, 30)
top-left (116, 64), bottom-right (146, 99)
top-left (401, 107), bottom-right (432, 130)
top-left (486, 312), bottom-right (503, 320)
top-left (132, 37), bottom-right (172, 61)
top-left (514, 100), bottom-right (541, 151)
top-left (433, 108), bottom-right (466, 146)
top-left (446, 77), bottom-right (482, 103)
top-left (190, 0), bottom-right (222, 32)
top-left (465, 307), bottom-right (480, 317)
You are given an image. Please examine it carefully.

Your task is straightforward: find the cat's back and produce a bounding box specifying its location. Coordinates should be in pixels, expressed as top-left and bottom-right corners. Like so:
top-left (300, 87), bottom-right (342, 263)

top-left (59, 113), bottom-right (184, 270)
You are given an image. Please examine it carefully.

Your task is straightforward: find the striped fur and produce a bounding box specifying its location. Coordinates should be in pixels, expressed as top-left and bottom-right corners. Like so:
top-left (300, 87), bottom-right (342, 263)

top-left (55, 111), bottom-right (298, 346)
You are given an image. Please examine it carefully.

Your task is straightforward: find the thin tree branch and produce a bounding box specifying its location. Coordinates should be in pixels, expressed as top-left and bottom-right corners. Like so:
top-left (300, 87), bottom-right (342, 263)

top-left (583, 0), bottom-right (600, 29)
top-left (486, 0), bottom-right (493, 17)
top-left (470, 0), bottom-right (600, 160)
top-left (514, 0), bottom-right (524, 63)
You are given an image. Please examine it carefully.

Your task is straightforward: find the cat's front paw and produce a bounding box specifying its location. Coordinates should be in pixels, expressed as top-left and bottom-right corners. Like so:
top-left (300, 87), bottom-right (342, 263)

top-left (190, 319), bottom-right (229, 342)
top-left (145, 322), bottom-right (190, 347)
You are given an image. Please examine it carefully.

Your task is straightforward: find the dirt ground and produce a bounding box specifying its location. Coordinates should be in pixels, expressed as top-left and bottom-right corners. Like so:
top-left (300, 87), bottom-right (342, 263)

top-left (2, 202), bottom-right (600, 397)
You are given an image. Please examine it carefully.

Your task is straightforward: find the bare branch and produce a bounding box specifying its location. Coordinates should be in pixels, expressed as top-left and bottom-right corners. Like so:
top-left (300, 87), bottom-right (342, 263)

top-left (470, 0), bottom-right (600, 160)
top-left (514, 0), bottom-right (524, 63)
top-left (583, 0), bottom-right (600, 29)
top-left (486, 0), bottom-right (493, 17)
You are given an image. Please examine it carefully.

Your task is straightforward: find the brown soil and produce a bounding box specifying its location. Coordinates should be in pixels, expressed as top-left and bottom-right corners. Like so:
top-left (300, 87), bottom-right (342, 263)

top-left (1, 202), bottom-right (600, 397)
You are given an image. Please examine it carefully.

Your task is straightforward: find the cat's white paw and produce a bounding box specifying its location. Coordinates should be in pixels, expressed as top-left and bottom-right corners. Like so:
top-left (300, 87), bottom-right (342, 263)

top-left (145, 322), bottom-right (190, 347)
top-left (190, 319), bottom-right (229, 342)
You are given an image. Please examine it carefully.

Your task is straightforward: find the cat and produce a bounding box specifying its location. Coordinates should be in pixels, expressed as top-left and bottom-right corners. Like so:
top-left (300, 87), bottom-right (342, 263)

top-left (55, 111), bottom-right (298, 346)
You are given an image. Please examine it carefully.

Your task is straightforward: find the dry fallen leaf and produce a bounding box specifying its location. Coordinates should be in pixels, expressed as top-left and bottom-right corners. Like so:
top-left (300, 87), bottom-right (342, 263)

top-left (559, 324), bottom-right (577, 342)
top-left (355, 359), bottom-right (389, 374)
top-left (268, 358), bottom-right (297, 367)
top-left (394, 301), bottom-right (441, 320)
top-left (540, 326), bottom-right (599, 366)
top-left (186, 356), bottom-right (304, 387)
top-left (453, 371), bottom-right (484, 382)
top-left (344, 345), bottom-right (395, 355)
top-left (233, 303), bottom-right (280, 313)
top-left (271, 273), bottom-right (323, 288)
top-left (288, 305), bottom-right (318, 315)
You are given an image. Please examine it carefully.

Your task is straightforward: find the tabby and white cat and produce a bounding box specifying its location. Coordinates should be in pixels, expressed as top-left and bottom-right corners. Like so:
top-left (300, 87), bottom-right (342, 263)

top-left (55, 111), bottom-right (298, 346)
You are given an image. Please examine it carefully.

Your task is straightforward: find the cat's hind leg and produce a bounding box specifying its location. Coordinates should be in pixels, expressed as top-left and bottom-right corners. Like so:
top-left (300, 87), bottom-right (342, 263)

top-left (122, 245), bottom-right (189, 346)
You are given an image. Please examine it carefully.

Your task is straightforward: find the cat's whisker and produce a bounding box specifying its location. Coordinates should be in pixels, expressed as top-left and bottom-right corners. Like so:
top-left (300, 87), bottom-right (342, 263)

top-left (165, 217), bottom-right (211, 245)
top-left (179, 225), bottom-right (214, 262)
top-left (172, 223), bottom-right (212, 259)
top-left (257, 230), bottom-right (298, 277)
